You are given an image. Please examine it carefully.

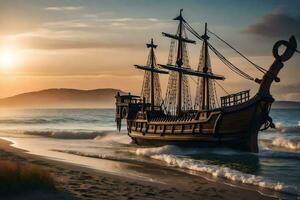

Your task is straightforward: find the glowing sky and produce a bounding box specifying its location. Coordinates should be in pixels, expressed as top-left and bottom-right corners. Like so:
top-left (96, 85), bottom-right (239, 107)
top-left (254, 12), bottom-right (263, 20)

top-left (0, 0), bottom-right (299, 100)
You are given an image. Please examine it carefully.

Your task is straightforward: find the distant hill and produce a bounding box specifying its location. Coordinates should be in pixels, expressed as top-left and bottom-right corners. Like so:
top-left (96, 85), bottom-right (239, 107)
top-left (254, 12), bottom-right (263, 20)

top-left (0, 88), bottom-right (126, 108)
top-left (272, 101), bottom-right (300, 109)
top-left (0, 89), bottom-right (298, 109)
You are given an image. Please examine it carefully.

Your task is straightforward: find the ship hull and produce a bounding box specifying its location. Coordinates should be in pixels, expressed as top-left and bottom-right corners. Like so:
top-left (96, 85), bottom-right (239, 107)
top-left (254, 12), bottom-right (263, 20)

top-left (131, 135), bottom-right (254, 151)
top-left (126, 95), bottom-right (272, 153)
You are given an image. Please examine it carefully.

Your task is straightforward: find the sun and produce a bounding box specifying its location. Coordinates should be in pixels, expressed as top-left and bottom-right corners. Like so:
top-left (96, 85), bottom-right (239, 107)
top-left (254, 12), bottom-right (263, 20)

top-left (0, 47), bottom-right (17, 68)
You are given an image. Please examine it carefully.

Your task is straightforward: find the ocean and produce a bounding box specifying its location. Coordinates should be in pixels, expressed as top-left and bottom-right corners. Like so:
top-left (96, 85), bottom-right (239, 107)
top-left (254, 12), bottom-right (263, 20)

top-left (0, 108), bottom-right (299, 198)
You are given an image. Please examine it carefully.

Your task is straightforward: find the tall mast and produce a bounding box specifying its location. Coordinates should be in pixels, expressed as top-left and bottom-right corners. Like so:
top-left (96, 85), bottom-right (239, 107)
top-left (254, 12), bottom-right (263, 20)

top-left (136, 39), bottom-right (167, 110)
top-left (161, 9), bottom-right (196, 115)
top-left (148, 38), bottom-right (156, 111)
top-left (201, 23), bottom-right (210, 110)
top-left (176, 9), bottom-right (184, 115)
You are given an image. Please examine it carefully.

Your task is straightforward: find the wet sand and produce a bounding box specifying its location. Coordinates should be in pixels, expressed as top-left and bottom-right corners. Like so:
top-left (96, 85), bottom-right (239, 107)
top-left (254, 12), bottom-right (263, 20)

top-left (0, 138), bottom-right (275, 200)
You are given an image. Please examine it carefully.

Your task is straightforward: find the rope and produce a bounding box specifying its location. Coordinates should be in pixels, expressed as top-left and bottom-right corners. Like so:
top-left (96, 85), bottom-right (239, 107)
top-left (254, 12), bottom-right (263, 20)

top-left (208, 29), bottom-right (267, 74)
top-left (184, 21), bottom-right (256, 81)
top-left (208, 42), bottom-right (255, 81)
top-left (214, 80), bottom-right (229, 95)
top-left (184, 21), bottom-right (268, 75)
top-left (183, 22), bottom-right (204, 42)
top-left (213, 80), bottom-right (220, 107)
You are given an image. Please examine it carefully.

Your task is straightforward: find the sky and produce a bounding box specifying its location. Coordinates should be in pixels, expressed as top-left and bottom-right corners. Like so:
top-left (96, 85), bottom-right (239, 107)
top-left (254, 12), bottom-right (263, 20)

top-left (0, 0), bottom-right (299, 101)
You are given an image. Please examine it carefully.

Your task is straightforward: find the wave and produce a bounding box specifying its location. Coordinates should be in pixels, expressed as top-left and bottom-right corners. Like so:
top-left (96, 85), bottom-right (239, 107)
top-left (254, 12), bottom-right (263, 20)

top-left (136, 145), bottom-right (198, 156)
top-left (94, 132), bottom-right (131, 144)
top-left (0, 118), bottom-right (104, 125)
top-left (135, 145), bottom-right (299, 196)
top-left (260, 137), bottom-right (300, 152)
top-left (259, 149), bottom-right (300, 160)
top-left (52, 149), bottom-right (130, 162)
top-left (267, 122), bottom-right (300, 133)
top-left (23, 130), bottom-right (110, 139)
top-left (271, 137), bottom-right (300, 151)
top-left (136, 145), bottom-right (240, 157)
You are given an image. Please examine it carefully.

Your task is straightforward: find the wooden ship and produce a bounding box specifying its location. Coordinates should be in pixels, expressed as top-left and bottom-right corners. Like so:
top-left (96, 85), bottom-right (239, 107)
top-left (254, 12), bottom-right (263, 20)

top-left (115, 10), bottom-right (298, 152)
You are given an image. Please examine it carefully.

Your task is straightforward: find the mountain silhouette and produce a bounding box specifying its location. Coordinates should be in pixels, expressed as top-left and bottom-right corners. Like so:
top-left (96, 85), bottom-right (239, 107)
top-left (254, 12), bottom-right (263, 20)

top-left (0, 88), bottom-right (126, 108)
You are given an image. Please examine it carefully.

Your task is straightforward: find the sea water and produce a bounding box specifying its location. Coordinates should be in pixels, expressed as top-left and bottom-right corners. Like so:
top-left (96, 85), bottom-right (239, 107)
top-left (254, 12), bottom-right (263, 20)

top-left (0, 108), bottom-right (299, 198)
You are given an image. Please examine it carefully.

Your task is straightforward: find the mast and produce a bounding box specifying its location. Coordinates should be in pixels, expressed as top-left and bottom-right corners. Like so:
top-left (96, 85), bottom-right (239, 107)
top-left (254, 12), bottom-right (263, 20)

top-left (148, 38), bottom-right (156, 111)
top-left (176, 9), bottom-right (184, 115)
top-left (161, 9), bottom-right (196, 115)
top-left (135, 39), bottom-right (168, 110)
top-left (201, 23), bottom-right (210, 110)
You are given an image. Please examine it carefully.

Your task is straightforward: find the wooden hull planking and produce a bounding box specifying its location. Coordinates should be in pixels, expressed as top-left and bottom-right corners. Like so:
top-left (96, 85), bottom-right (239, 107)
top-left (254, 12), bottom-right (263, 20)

top-left (126, 95), bottom-right (272, 152)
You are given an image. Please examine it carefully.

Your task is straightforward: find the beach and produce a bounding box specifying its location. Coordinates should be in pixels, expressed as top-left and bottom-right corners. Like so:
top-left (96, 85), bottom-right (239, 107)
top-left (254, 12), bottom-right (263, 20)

top-left (0, 138), bottom-right (276, 200)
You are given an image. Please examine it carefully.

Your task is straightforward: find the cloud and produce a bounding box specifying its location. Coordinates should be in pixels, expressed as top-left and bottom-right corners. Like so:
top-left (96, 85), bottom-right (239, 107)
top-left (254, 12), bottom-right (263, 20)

top-left (110, 18), bottom-right (133, 22)
top-left (17, 36), bottom-right (137, 50)
top-left (272, 82), bottom-right (300, 101)
top-left (45, 6), bottom-right (83, 11)
top-left (147, 18), bottom-right (159, 22)
top-left (43, 21), bottom-right (90, 29)
top-left (40, 17), bottom-right (162, 31)
top-left (3, 15), bottom-right (166, 50)
top-left (243, 9), bottom-right (300, 38)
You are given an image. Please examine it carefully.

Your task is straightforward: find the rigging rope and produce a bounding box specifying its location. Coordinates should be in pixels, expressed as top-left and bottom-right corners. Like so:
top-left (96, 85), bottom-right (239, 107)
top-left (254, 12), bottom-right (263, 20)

top-left (208, 42), bottom-right (255, 81)
top-left (207, 29), bottom-right (267, 74)
top-left (184, 21), bottom-right (256, 81)
top-left (184, 21), bottom-right (268, 78)
top-left (213, 80), bottom-right (220, 107)
top-left (214, 80), bottom-right (229, 95)
top-left (183, 22), bottom-right (204, 42)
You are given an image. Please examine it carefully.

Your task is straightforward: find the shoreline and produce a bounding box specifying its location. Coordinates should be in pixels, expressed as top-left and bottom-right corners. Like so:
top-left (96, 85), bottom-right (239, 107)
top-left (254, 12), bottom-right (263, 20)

top-left (0, 137), bottom-right (277, 200)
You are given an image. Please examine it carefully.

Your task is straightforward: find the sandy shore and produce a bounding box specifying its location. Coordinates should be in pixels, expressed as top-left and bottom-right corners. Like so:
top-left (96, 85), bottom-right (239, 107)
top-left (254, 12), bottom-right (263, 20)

top-left (0, 138), bottom-right (275, 200)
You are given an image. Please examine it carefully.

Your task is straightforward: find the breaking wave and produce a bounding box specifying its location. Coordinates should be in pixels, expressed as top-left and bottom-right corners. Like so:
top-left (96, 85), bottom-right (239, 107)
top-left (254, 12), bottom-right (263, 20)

top-left (93, 131), bottom-right (131, 144)
top-left (260, 137), bottom-right (300, 152)
top-left (271, 137), bottom-right (300, 151)
top-left (23, 130), bottom-right (110, 139)
top-left (135, 145), bottom-right (299, 196)
top-left (136, 145), bottom-right (199, 156)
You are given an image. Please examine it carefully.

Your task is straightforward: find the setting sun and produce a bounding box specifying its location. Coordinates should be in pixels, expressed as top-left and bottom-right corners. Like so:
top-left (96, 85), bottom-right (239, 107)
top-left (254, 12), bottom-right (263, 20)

top-left (0, 47), bottom-right (17, 68)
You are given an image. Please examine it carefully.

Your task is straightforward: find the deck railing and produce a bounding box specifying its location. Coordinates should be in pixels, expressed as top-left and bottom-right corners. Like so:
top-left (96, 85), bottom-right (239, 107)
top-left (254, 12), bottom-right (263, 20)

top-left (220, 90), bottom-right (250, 107)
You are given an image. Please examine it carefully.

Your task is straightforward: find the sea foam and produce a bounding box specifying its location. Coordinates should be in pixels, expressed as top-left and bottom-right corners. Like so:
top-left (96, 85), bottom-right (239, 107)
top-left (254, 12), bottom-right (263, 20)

top-left (271, 137), bottom-right (300, 151)
top-left (135, 145), bottom-right (300, 196)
